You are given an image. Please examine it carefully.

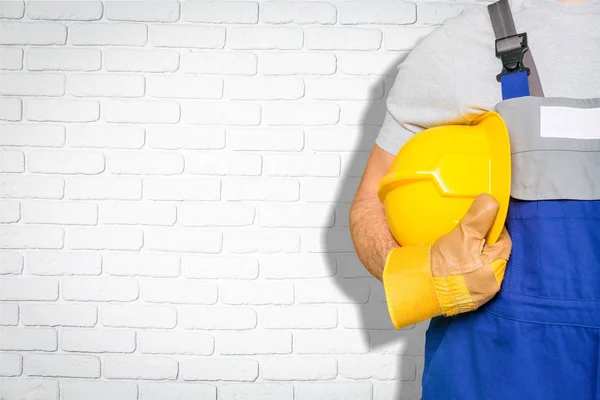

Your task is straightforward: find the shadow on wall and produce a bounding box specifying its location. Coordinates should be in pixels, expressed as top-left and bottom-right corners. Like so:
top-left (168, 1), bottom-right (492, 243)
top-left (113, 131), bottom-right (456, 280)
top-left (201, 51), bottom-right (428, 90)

top-left (323, 54), bottom-right (429, 400)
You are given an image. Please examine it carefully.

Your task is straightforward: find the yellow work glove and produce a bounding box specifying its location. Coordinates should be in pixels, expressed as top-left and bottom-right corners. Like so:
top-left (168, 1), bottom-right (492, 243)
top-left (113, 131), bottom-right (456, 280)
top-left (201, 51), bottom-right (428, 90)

top-left (383, 193), bottom-right (512, 329)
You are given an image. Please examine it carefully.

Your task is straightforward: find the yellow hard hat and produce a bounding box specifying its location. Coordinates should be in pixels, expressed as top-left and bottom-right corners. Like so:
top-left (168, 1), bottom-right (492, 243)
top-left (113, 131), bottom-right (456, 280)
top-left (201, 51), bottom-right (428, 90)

top-left (378, 111), bottom-right (511, 246)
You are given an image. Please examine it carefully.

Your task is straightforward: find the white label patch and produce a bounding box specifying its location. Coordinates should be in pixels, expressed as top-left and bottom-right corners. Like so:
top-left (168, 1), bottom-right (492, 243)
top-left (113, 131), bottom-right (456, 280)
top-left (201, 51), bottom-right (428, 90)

top-left (540, 106), bottom-right (600, 139)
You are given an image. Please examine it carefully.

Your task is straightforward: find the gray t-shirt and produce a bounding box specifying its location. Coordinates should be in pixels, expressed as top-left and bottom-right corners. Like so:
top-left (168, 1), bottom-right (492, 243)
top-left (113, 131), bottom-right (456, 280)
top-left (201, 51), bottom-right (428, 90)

top-left (376, 0), bottom-right (600, 156)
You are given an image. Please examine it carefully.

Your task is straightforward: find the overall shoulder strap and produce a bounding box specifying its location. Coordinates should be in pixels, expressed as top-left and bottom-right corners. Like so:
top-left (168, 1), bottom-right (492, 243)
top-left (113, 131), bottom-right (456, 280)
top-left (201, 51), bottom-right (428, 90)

top-left (488, 0), bottom-right (544, 99)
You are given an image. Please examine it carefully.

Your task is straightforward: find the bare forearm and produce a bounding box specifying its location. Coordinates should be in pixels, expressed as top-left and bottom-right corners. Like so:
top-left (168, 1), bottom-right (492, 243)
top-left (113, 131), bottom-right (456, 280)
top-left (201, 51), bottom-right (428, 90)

top-left (349, 194), bottom-right (400, 281)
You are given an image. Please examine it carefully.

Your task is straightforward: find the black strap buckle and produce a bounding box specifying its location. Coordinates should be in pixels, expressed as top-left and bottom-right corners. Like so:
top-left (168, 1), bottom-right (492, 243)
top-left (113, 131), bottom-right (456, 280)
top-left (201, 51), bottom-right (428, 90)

top-left (495, 32), bottom-right (530, 82)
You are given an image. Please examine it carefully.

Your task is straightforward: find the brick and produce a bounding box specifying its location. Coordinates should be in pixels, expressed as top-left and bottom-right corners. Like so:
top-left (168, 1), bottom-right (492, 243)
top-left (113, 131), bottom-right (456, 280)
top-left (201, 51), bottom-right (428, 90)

top-left (258, 204), bottom-right (334, 228)
top-left (384, 26), bottom-right (435, 51)
top-left (295, 382), bottom-right (373, 400)
top-left (140, 383), bottom-right (216, 400)
top-left (221, 281), bottom-right (293, 305)
top-left (0, 21), bottom-right (66, 45)
top-left (102, 304), bottom-right (176, 329)
top-left (183, 255), bottom-right (258, 280)
top-left (261, 2), bottom-right (336, 24)
top-left (0, 151), bottom-right (23, 173)
top-left (181, 358), bottom-right (258, 382)
top-left (301, 177), bottom-right (360, 203)
top-left (260, 254), bottom-right (335, 279)
top-left (0, 176), bottom-right (63, 199)
top-left (144, 228), bottom-right (222, 254)
top-left (0, 379), bottom-right (58, 400)
top-left (25, 354), bottom-right (100, 378)
top-left (185, 152), bottom-right (261, 176)
top-left (336, 254), bottom-right (371, 279)
top-left (28, 150), bottom-right (104, 175)
top-left (26, 250), bottom-right (101, 276)
top-left (369, 331), bottom-right (425, 355)
top-left (0, 327), bottom-right (57, 351)
top-left (223, 178), bottom-right (299, 202)
top-left (105, 48), bottom-right (179, 72)
top-left (63, 277), bottom-right (139, 302)
top-left (70, 22), bottom-right (147, 46)
top-left (0, 47), bottom-right (23, 70)
top-left (0, 0), bottom-right (24, 18)
top-left (104, 252), bottom-right (180, 277)
top-left (263, 103), bottom-right (339, 126)
top-left (338, 355), bottom-right (417, 380)
top-left (341, 152), bottom-right (376, 180)
top-left (150, 24), bottom-right (225, 48)
top-left (182, 101), bottom-right (260, 126)
top-left (259, 52), bottom-right (336, 75)
top-left (295, 331), bottom-right (369, 354)
top-left (258, 306), bottom-right (338, 329)
top-left (0, 304), bottom-right (19, 326)
top-left (141, 279), bottom-right (217, 304)
top-left (0, 353), bottom-right (22, 377)
top-left (0, 73), bottom-right (64, 96)
top-left (225, 230), bottom-right (300, 254)
top-left (62, 380), bottom-right (138, 400)
top-left (27, 1), bottom-right (103, 20)
top-left (296, 278), bottom-right (370, 304)
top-left (339, 52), bottom-right (402, 76)
top-left (182, 51), bottom-right (257, 75)
top-left (138, 331), bottom-right (214, 355)
top-left (0, 97), bottom-right (21, 121)
top-left (306, 27), bottom-right (381, 50)
top-left (67, 176), bottom-right (141, 200)
top-left (180, 306), bottom-right (257, 330)
top-left (0, 124), bottom-right (65, 147)
top-left (22, 200), bottom-right (97, 225)
top-left (341, 100), bottom-right (386, 125)
top-left (105, 1), bottom-right (180, 22)
top-left (226, 77), bottom-right (304, 100)
top-left (104, 355), bottom-right (178, 380)
top-left (417, 3), bottom-right (465, 25)
top-left (302, 228), bottom-right (355, 252)
top-left (100, 201), bottom-right (176, 226)
top-left (220, 384), bottom-right (293, 400)
top-left (67, 226), bottom-right (143, 251)
top-left (228, 27), bottom-right (302, 50)
top-left (143, 177), bottom-right (220, 201)
top-left (62, 329), bottom-right (136, 353)
top-left (264, 154), bottom-right (340, 177)
top-left (340, 1), bottom-right (416, 24)
top-left (178, 203), bottom-right (255, 227)
top-left (262, 356), bottom-right (337, 380)
top-left (146, 127), bottom-right (224, 150)
top-left (26, 98), bottom-right (99, 122)
top-left (183, 1), bottom-right (258, 23)
top-left (147, 75), bottom-right (222, 99)
top-left (103, 100), bottom-right (180, 124)
top-left (0, 226), bottom-right (63, 250)
top-left (306, 126), bottom-right (378, 151)
top-left (69, 73), bottom-right (145, 97)
top-left (374, 382), bottom-right (420, 399)
top-left (21, 304), bottom-right (97, 327)
top-left (217, 332), bottom-right (291, 355)
top-left (107, 151), bottom-right (183, 175)
top-left (26, 47), bottom-right (101, 71)
top-left (307, 77), bottom-right (383, 100)
top-left (0, 200), bottom-right (19, 224)
top-left (307, 77), bottom-right (384, 101)
top-left (0, 251), bottom-right (22, 274)
top-left (68, 125), bottom-right (145, 149)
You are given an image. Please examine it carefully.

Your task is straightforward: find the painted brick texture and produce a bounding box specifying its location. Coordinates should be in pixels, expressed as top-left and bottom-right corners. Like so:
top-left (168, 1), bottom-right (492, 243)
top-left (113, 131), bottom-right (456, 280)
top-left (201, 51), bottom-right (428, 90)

top-left (0, 0), bottom-right (466, 398)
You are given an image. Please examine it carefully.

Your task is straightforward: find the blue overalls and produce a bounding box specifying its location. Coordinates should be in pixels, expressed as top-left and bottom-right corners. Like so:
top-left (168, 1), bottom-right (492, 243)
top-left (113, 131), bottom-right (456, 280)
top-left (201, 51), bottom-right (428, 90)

top-left (421, 1), bottom-right (600, 399)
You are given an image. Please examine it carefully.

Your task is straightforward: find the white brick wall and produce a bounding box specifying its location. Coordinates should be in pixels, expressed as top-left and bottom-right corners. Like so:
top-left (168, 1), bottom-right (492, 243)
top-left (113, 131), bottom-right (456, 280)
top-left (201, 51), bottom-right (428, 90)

top-left (0, 0), bottom-right (469, 398)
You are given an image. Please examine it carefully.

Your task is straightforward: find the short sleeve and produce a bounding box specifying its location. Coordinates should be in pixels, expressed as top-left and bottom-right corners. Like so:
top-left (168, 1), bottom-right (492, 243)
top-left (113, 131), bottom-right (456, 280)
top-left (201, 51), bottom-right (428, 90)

top-left (375, 25), bottom-right (469, 156)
